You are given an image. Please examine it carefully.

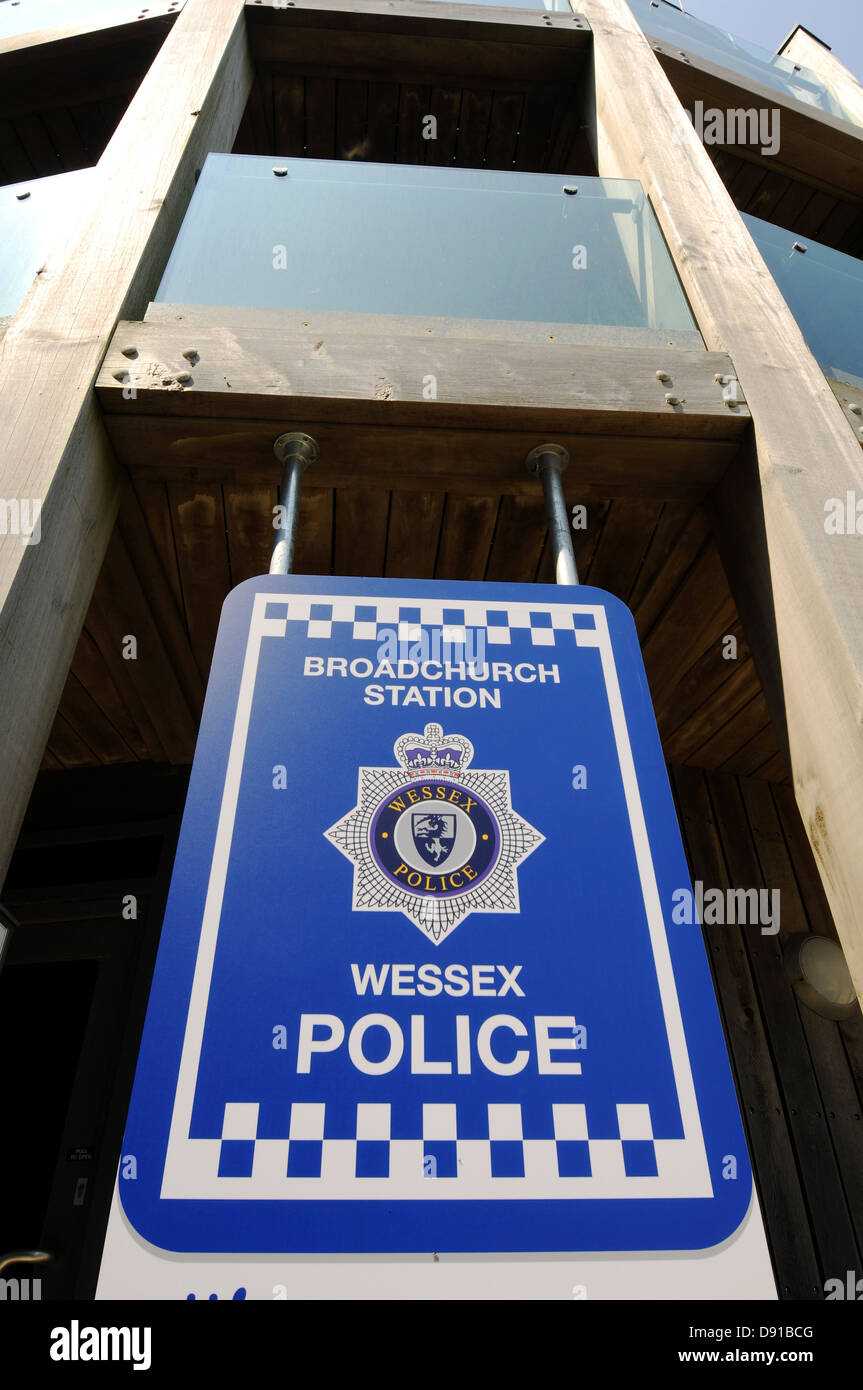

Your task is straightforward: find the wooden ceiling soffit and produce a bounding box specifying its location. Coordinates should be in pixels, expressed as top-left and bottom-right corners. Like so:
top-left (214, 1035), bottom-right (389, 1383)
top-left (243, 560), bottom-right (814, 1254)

top-left (97, 307), bottom-right (749, 498)
top-left (0, 13), bottom-right (176, 105)
top-left (245, 0), bottom-right (591, 85)
top-left (657, 53), bottom-right (863, 204)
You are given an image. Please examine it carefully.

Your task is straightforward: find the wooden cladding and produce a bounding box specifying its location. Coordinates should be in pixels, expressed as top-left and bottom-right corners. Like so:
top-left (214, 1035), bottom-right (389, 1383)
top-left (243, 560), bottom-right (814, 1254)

top-left (42, 478), bottom-right (784, 782)
top-left (673, 767), bottom-right (863, 1297)
top-left (708, 147), bottom-right (863, 259)
top-left (234, 69), bottom-right (589, 172)
top-left (235, 1), bottom-right (593, 172)
top-left (0, 15), bottom-right (177, 181)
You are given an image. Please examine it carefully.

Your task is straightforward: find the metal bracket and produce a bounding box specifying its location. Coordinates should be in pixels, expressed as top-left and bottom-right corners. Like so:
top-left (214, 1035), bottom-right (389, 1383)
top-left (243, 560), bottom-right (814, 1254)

top-left (525, 442), bottom-right (569, 476)
top-left (714, 373), bottom-right (746, 408)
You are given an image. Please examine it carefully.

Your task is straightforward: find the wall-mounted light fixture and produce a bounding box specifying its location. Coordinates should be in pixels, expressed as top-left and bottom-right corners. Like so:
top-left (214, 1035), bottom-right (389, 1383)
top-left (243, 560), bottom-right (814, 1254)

top-left (784, 933), bottom-right (858, 1020)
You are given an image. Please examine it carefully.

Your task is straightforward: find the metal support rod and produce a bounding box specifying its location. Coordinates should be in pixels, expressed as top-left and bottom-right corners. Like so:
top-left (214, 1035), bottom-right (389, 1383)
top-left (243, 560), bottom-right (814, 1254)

top-left (525, 443), bottom-right (578, 585)
top-left (269, 432), bottom-right (319, 575)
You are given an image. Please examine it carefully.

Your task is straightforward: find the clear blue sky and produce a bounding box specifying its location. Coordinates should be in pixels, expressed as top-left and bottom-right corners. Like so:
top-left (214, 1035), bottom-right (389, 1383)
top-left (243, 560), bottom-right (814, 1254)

top-left (684, 0), bottom-right (863, 82)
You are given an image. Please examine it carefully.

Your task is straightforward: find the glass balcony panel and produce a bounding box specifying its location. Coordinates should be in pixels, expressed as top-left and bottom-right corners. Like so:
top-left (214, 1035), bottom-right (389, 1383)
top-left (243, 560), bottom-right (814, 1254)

top-left (154, 155), bottom-right (697, 337)
top-left (627, 0), bottom-right (860, 128)
top-left (0, 168), bottom-right (98, 319)
top-left (743, 213), bottom-right (863, 390)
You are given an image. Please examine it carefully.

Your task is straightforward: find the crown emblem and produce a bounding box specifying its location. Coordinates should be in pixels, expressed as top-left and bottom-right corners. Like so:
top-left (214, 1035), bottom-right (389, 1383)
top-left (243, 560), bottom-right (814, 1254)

top-left (393, 723), bottom-right (473, 779)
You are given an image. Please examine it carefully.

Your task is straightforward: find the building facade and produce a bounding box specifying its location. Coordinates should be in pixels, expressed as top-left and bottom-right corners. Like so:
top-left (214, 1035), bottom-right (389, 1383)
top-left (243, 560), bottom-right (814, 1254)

top-left (0, 0), bottom-right (862, 1299)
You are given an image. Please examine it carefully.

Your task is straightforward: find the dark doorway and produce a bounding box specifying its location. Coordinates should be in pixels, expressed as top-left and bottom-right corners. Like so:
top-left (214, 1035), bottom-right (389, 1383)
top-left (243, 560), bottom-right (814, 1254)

top-left (0, 958), bottom-right (98, 1252)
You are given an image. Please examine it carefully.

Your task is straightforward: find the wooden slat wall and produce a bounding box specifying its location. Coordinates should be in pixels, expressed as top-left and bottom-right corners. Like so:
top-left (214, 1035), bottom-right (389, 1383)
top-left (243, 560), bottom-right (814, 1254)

top-left (706, 147), bottom-right (863, 258)
top-left (42, 485), bottom-right (786, 779)
top-left (0, 20), bottom-right (174, 182)
top-left (672, 767), bottom-right (863, 1298)
top-left (652, 51), bottom-right (863, 260)
top-left (1, 99), bottom-right (122, 181)
top-left (233, 68), bottom-right (591, 174)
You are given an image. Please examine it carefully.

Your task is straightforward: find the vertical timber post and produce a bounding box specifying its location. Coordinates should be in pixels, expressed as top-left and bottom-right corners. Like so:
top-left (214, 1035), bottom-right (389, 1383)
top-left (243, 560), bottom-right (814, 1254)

top-left (778, 26), bottom-right (863, 128)
top-left (0, 0), bottom-right (252, 887)
top-left (576, 0), bottom-right (863, 999)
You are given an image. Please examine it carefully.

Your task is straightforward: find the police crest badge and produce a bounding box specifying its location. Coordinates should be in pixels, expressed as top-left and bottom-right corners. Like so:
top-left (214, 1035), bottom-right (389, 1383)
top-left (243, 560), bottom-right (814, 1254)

top-left (325, 722), bottom-right (544, 942)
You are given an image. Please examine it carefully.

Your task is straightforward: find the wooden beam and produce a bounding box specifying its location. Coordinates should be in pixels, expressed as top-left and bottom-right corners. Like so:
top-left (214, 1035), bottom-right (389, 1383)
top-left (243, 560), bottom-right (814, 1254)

top-left (99, 414), bottom-right (740, 499)
top-left (778, 26), bottom-right (863, 131)
top-left (0, 35), bottom-right (165, 124)
top-left (99, 315), bottom-right (742, 428)
top-left (653, 52), bottom-right (863, 204)
top-left (97, 306), bottom-right (746, 435)
top-left (244, 1), bottom-right (591, 86)
top-left (577, 0), bottom-right (863, 999)
top-left (246, 0), bottom-right (592, 46)
top-left (0, 8), bottom-right (176, 64)
top-left (95, 309), bottom-right (747, 496)
top-left (0, 0), bottom-right (252, 887)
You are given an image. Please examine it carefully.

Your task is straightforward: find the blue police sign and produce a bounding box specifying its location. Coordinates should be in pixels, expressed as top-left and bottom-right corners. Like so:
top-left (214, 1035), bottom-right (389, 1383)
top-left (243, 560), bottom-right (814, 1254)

top-left (117, 575), bottom-right (752, 1256)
